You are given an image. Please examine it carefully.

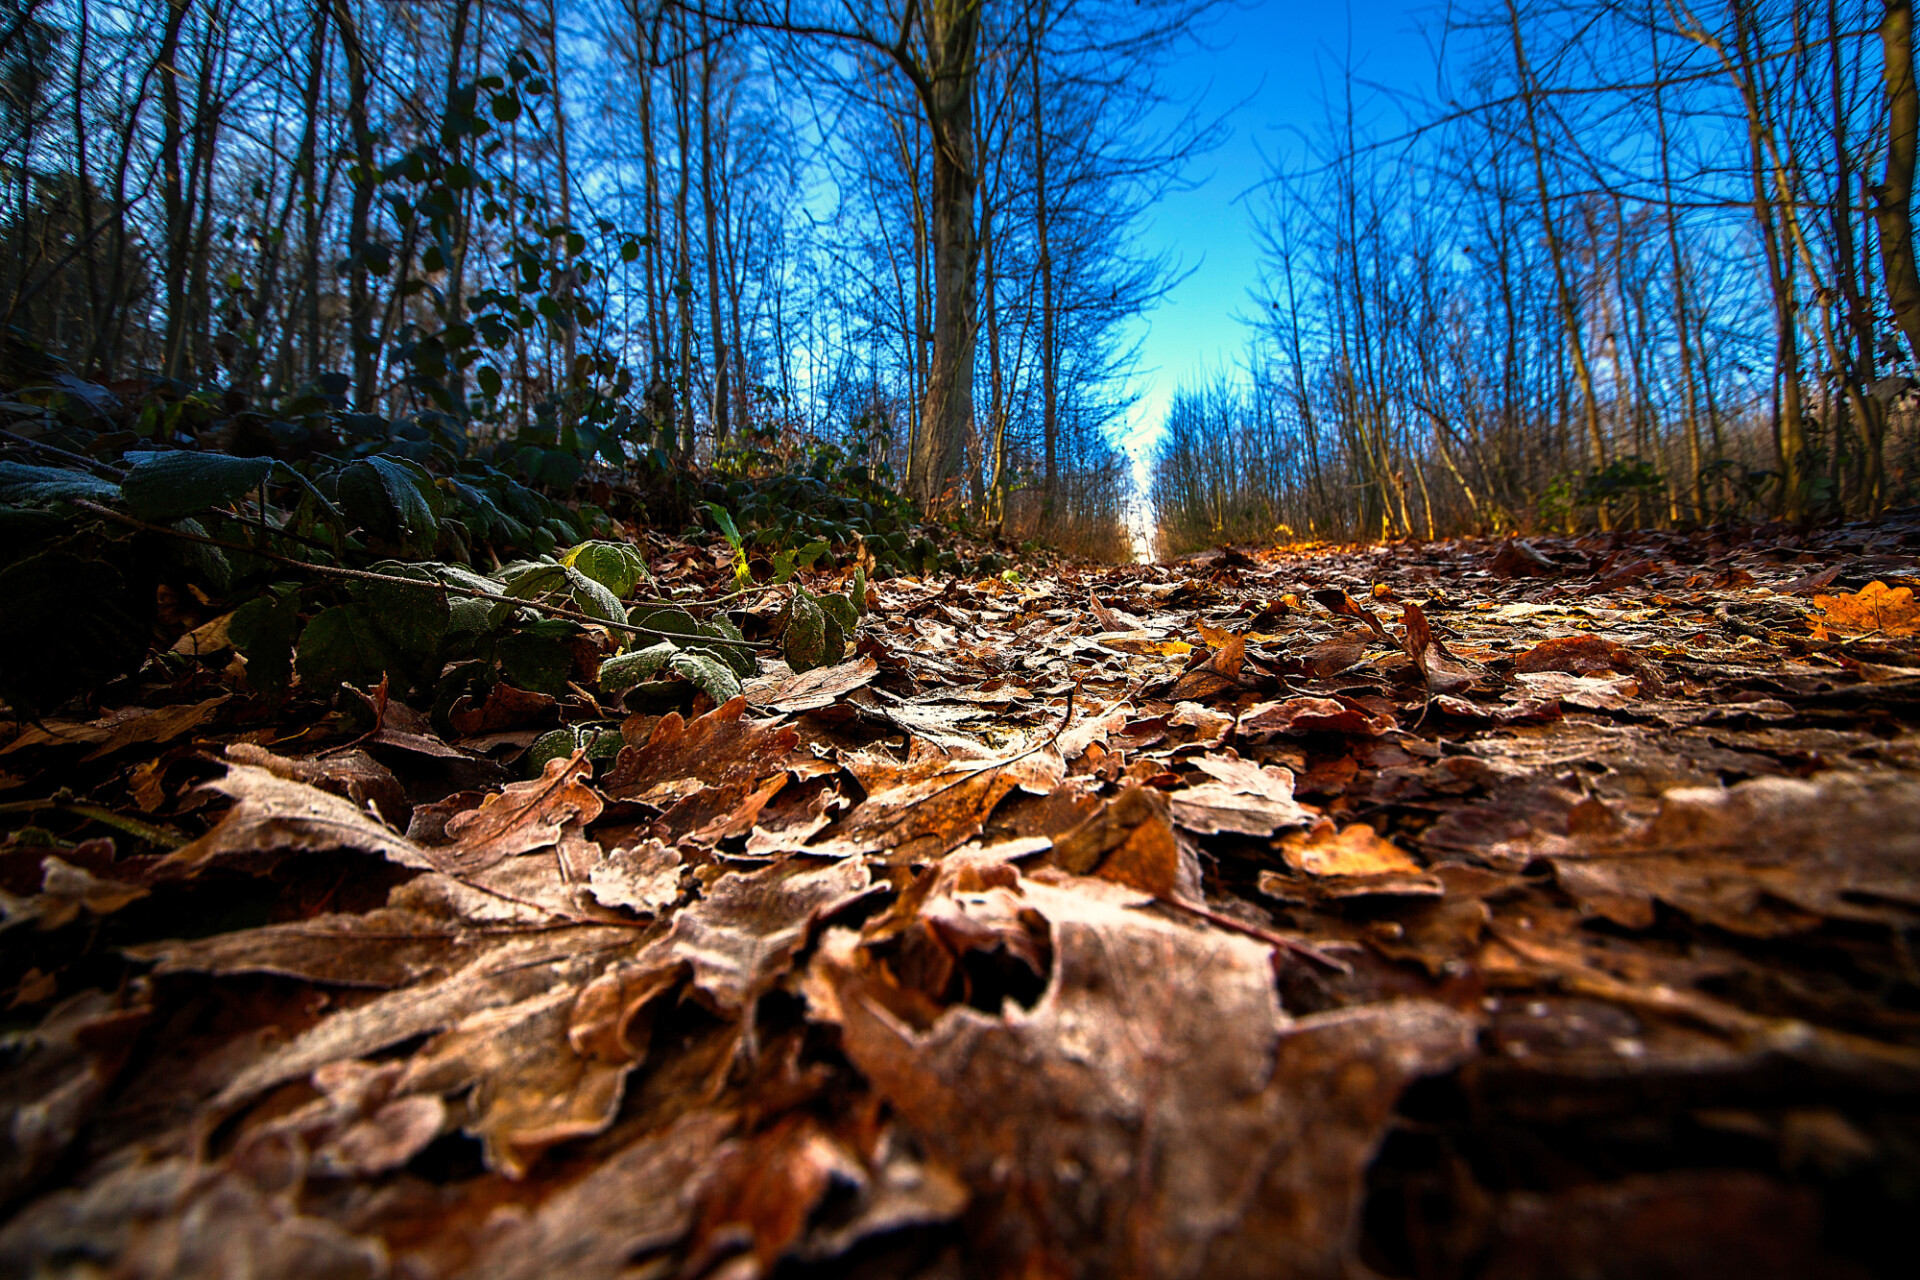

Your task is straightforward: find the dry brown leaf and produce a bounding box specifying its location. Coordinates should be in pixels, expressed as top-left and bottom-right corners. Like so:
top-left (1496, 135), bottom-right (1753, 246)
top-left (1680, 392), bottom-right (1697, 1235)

top-left (222, 742), bottom-right (407, 826)
top-left (438, 754), bottom-right (605, 875)
top-left (1167, 752), bottom-right (1317, 836)
top-left (819, 739), bottom-right (1066, 862)
top-left (605, 694), bottom-right (799, 803)
top-left (1281, 819), bottom-right (1422, 877)
top-left (1808, 580), bottom-right (1920, 639)
top-left (1294, 632), bottom-right (1367, 681)
top-left (0, 695), bottom-right (229, 761)
top-left (824, 873), bottom-right (1474, 1278)
top-left (743, 655), bottom-right (879, 713)
top-left (1051, 783), bottom-right (1191, 897)
top-left (447, 681), bottom-right (559, 736)
top-left (1514, 632), bottom-right (1641, 676)
top-left (161, 762), bottom-right (434, 872)
top-left (1547, 771), bottom-right (1920, 936)
top-left (585, 839), bottom-right (684, 915)
top-left (30, 855), bottom-right (149, 928)
top-left (1241, 696), bottom-right (1395, 737)
top-left (1401, 599), bottom-right (1481, 694)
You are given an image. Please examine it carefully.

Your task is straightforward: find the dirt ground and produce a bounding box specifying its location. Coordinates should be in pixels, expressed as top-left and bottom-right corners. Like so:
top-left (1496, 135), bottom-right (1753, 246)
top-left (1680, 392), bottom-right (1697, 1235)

top-left (5, 515), bottom-right (1920, 1279)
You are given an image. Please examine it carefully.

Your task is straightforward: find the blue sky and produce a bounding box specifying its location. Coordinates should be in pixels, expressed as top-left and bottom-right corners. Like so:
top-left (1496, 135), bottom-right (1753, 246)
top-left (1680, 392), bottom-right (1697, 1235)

top-left (1121, 0), bottom-right (1435, 470)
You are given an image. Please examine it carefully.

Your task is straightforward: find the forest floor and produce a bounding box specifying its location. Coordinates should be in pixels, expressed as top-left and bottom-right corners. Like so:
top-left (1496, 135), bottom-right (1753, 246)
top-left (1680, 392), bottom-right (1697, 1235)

top-left (4, 516), bottom-right (1920, 1279)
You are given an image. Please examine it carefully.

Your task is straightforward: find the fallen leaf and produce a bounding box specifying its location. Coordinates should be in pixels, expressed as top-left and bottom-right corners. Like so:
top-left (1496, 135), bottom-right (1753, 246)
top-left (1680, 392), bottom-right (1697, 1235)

top-left (161, 762), bottom-right (434, 872)
top-left (1241, 696), bottom-right (1395, 737)
top-left (1168, 752), bottom-right (1317, 836)
top-left (223, 742), bottom-right (408, 826)
top-left (1809, 580), bottom-right (1920, 639)
top-left (0, 696), bottom-right (229, 761)
top-left (1514, 632), bottom-right (1641, 676)
top-left (823, 872), bottom-right (1474, 1278)
top-left (439, 754), bottom-right (605, 875)
top-left (1281, 819), bottom-right (1422, 877)
top-left (743, 654), bottom-right (879, 713)
top-left (1401, 600), bottom-right (1480, 694)
top-left (1052, 784), bottom-right (1191, 897)
top-left (1547, 771), bottom-right (1920, 936)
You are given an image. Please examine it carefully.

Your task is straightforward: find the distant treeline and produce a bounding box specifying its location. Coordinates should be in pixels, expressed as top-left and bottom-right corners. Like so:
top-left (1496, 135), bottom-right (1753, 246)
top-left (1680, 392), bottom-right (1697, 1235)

top-left (1153, 0), bottom-right (1920, 553)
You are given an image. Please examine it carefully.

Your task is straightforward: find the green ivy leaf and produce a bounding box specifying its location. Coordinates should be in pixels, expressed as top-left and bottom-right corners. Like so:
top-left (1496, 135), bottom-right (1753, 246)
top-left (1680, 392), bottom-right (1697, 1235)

top-left (295, 605), bottom-right (402, 693)
top-left (784, 592), bottom-right (828, 673)
top-left (598, 640), bottom-right (679, 695)
top-left (337, 455), bottom-right (439, 550)
top-left (669, 649), bottom-right (742, 703)
top-left (0, 462), bottom-right (121, 508)
top-left (561, 540), bottom-right (646, 598)
top-left (121, 451), bottom-right (271, 521)
top-left (228, 585), bottom-right (302, 698)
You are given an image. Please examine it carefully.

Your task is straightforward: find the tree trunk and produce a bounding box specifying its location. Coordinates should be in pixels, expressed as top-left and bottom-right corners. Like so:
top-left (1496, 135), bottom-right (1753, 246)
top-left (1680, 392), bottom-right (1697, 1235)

top-left (698, 13), bottom-right (728, 445)
top-left (332, 0), bottom-right (376, 412)
top-left (1031, 10), bottom-right (1057, 527)
top-left (157, 0), bottom-right (192, 379)
top-left (1875, 1), bottom-right (1920, 365)
top-left (909, 0), bottom-right (980, 511)
top-left (296, 0), bottom-right (328, 387)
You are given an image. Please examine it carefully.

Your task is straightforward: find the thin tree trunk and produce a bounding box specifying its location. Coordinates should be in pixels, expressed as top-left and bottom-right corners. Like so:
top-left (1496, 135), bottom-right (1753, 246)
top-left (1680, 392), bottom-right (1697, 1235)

top-left (331, 0), bottom-right (376, 411)
top-left (910, 0), bottom-right (980, 511)
top-left (698, 12), bottom-right (728, 445)
top-left (1877, 0), bottom-right (1920, 365)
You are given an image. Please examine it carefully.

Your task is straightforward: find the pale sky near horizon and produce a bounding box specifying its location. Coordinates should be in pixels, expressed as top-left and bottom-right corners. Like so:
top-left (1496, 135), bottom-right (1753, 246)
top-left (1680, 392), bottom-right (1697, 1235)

top-left (1120, 0), bottom-right (1435, 505)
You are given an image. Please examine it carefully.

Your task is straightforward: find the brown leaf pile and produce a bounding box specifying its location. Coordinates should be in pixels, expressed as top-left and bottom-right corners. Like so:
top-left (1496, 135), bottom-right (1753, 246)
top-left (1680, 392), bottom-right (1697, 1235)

top-left (5, 515), bottom-right (1920, 1277)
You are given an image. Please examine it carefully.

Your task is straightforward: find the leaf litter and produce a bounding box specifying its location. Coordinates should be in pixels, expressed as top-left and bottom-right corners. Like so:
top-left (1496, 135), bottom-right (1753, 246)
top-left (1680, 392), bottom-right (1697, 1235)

top-left (5, 517), bottom-right (1920, 1276)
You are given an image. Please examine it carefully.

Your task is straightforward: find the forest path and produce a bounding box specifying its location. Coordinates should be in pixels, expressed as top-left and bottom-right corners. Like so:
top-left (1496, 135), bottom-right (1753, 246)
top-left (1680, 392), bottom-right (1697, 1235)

top-left (4, 518), bottom-right (1920, 1278)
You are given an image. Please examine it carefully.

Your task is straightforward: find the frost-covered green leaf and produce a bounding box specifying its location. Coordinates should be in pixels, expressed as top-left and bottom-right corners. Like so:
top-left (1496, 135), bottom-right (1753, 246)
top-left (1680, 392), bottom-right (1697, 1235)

top-left (784, 592), bottom-right (828, 673)
top-left (526, 721), bottom-right (624, 775)
top-left (598, 641), bottom-right (680, 695)
top-left (228, 585), bottom-right (302, 698)
top-left (703, 612), bottom-right (756, 678)
top-left (338, 455), bottom-right (439, 549)
top-left (670, 648), bottom-right (742, 703)
top-left (487, 561), bottom-right (565, 627)
top-left (564, 566), bottom-right (626, 626)
top-left (0, 461), bottom-right (121, 507)
top-left (351, 562), bottom-right (449, 656)
top-left (495, 631), bottom-right (570, 694)
top-left (172, 518), bottom-right (231, 591)
top-left (818, 591), bottom-right (858, 639)
top-left (122, 451), bottom-right (271, 520)
top-left (628, 604), bottom-right (706, 640)
top-left (295, 605), bottom-right (402, 692)
top-left (560, 539), bottom-right (646, 598)
top-left (425, 563), bottom-right (507, 635)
